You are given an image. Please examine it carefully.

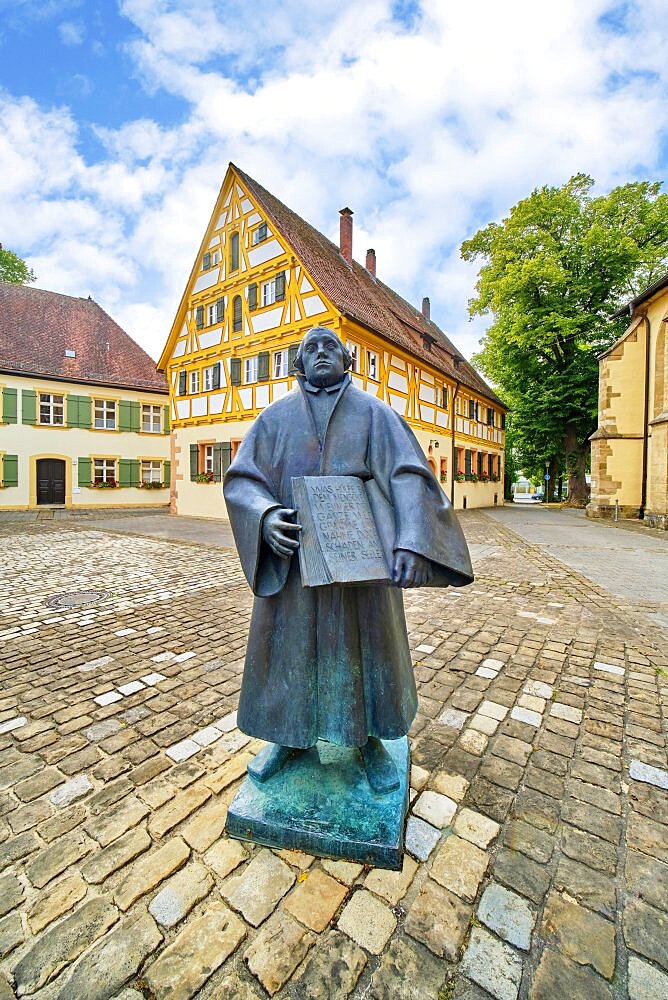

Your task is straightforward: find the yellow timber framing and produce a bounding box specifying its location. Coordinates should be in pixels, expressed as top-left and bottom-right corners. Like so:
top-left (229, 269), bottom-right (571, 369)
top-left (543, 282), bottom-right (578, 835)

top-left (159, 164), bottom-right (505, 467)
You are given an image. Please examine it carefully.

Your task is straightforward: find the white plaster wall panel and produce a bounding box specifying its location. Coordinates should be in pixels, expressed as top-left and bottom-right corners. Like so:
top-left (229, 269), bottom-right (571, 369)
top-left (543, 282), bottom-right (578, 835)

top-left (255, 385), bottom-right (270, 408)
top-left (193, 270), bottom-right (219, 293)
top-left (247, 212), bottom-right (261, 226)
top-left (248, 239), bottom-right (283, 268)
top-left (419, 384), bottom-right (435, 403)
top-left (198, 328), bottom-right (222, 349)
top-left (389, 394), bottom-right (407, 415)
top-left (300, 276), bottom-right (313, 293)
top-left (241, 198), bottom-right (254, 213)
top-left (176, 400), bottom-right (191, 419)
top-left (391, 356), bottom-right (406, 371)
top-left (209, 393), bottom-right (225, 414)
top-left (173, 341), bottom-right (186, 358)
top-left (420, 405), bottom-right (435, 423)
top-left (251, 306), bottom-right (283, 333)
top-left (436, 411), bottom-right (448, 428)
top-left (293, 297), bottom-right (302, 320)
top-left (215, 214), bottom-right (225, 228)
top-left (235, 184), bottom-right (244, 198)
top-left (302, 295), bottom-right (326, 317)
top-left (226, 393), bottom-right (233, 412)
top-left (388, 371), bottom-right (408, 392)
top-left (352, 376), bottom-right (363, 390)
top-left (180, 322), bottom-right (188, 337)
top-left (238, 388), bottom-right (253, 409)
top-left (244, 315), bottom-right (251, 336)
top-left (421, 371), bottom-right (434, 385)
top-left (456, 417), bottom-right (463, 432)
top-left (209, 236), bottom-right (221, 247)
top-left (286, 300), bottom-right (291, 323)
top-left (463, 420), bottom-right (470, 435)
top-left (224, 189), bottom-right (232, 207)
top-left (273, 382), bottom-right (289, 401)
top-left (191, 397), bottom-right (207, 417)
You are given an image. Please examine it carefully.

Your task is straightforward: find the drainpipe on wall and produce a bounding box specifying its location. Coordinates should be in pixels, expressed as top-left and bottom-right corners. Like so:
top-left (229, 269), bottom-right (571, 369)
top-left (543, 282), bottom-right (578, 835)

top-left (450, 381), bottom-right (461, 506)
top-left (640, 313), bottom-right (651, 518)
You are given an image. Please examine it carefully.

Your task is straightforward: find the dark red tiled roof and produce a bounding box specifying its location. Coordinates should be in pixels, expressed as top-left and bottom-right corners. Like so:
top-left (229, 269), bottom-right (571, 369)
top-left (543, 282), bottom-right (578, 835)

top-left (0, 282), bottom-right (167, 393)
top-left (233, 164), bottom-right (506, 408)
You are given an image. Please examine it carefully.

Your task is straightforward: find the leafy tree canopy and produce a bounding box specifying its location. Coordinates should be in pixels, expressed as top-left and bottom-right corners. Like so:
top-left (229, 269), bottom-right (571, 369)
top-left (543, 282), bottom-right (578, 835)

top-left (0, 244), bottom-right (36, 285)
top-left (462, 174), bottom-right (668, 500)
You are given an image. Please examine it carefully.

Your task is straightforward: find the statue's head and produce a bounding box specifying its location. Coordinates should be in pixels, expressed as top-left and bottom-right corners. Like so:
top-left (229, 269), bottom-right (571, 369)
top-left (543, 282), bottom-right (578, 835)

top-left (294, 327), bottom-right (352, 388)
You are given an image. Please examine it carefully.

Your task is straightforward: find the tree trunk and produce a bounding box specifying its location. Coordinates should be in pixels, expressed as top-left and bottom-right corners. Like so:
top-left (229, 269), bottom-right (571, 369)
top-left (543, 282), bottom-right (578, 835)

top-left (564, 424), bottom-right (588, 504)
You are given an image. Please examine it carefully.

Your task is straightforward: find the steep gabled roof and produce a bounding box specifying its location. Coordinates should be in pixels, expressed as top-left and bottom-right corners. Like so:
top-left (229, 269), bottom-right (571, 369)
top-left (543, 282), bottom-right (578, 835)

top-left (233, 164), bottom-right (506, 408)
top-left (0, 282), bottom-right (167, 393)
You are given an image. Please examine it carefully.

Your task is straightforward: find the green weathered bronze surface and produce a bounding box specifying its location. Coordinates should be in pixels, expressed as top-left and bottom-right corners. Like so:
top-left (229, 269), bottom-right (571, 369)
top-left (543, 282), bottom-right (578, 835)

top-left (225, 738), bottom-right (410, 870)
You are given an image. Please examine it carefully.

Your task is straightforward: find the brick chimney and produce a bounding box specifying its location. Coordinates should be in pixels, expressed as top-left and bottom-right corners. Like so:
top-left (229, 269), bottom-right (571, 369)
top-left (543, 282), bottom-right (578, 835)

top-left (339, 207), bottom-right (353, 264)
top-left (422, 296), bottom-right (430, 319)
top-left (366, 248), bottom-right (376, 277)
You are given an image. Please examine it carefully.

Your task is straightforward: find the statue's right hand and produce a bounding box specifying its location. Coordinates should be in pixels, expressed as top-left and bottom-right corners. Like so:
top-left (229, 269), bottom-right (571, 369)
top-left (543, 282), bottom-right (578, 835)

top-left (263, 508), bottom-right (302, 558)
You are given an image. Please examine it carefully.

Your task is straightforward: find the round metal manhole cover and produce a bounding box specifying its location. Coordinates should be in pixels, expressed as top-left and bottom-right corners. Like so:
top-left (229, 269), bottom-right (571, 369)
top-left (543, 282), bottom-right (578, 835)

top-left (45, 590), bottom-right (110, 609)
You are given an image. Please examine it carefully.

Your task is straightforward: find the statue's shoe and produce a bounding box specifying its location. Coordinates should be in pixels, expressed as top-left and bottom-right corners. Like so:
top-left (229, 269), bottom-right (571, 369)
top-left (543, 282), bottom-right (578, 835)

top-left (248, 743), bottom-right (297, 782)
top-left (361, 737), bottom-right (400, 794)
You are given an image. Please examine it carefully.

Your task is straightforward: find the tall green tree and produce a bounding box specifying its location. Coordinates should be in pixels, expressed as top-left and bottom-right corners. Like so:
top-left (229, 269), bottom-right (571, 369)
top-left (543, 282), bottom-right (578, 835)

top-left (462, 174), bottom-right (668, 502)
top-left (0, 244), bottom-right (36, 285)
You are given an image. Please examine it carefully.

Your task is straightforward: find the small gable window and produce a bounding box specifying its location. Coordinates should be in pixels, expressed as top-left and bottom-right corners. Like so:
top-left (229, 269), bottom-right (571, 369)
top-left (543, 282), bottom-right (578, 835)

top-left (251, 222), bottom-right (268, 245)
top-left (233, 295), bottom-right (243, 333)
top-left (230, 232), bottom-right (240, 271)
top-left (202, 252), bottom-right (211, 270)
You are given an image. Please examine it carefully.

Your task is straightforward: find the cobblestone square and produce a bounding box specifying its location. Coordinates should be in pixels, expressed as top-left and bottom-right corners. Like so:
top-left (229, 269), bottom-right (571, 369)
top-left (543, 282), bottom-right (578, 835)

top-left (0, 508), bottom-right (666, 999)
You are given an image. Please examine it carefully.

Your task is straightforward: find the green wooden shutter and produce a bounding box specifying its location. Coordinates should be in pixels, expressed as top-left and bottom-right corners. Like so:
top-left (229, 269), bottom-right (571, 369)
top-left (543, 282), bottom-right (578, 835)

top-left (2, 388), bottom-right (17, 424)
top-left (213, 443), bottom-right (224, 482)
top-left (248, 283), bottom-right (258, 311)
top-left (22, 389), bottom-right (37, 425)
top-left (477, 452), bottom-right (483, 477)
top-left (212, 364), bottom-right (221, 390)
top-left (230, 358), bottom-right (241, 386)
top-left (465, 450), bottom-right (472, 479)
top-left (275, 271), bottom-right (286, 301)
top-left (288, 344), bottom-right (299, 373)
top-left (118, 458), bottom-right (132, 487)
top-left (501, 413), bottom-right (506, 429)
top-left (2, 455), bottom-right (18, 487)
top-left (119, 400), bottom-right (132, 431)
top-left (130, 401), bottom-right (140, 432)
top-left (195, 306), bottom-right (204, 329)
top-left (130, 459), bottom-right (140, 487)
top-left (178, 372), bottom-right (187, 396)
top-left (258, 351), bottom-right (270, 381)
top-left (66, 394), bottom-right (80, 428)
top-left (78, 395), bottom-right (91, 429)
top-left (221, 441), bottom-right (232, 475)
top-left (78, 458), bottom-right (91, 487)
top-left (216, 297), bottom-right (224, 322)
top-left (163, 460), bottom-right (171, 487)
top-left (190, 444), bottom-right (199, 480)
top-left (163, 405), bottom-right (170, 434)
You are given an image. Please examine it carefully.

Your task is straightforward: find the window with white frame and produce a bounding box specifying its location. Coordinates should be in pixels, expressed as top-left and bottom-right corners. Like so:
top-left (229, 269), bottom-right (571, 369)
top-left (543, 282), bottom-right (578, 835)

top-left (262, 278), bottom-right (277, 307)
top-left (141, 460), bottom-right (162, 483)
top-left (39, 393), bottom-right (64, 425)
top-left (203, 366), bottom-right (214, 392)
top-left (367, 351), bottom-right (378, 380)
top-left (346, 342), bottom-right (360, 373)
top-left (273, 349), bottom-right (289, 379)
top-left (141, 404), bottom-right (161, 433)
top-left (208, 303), bottom-right (217, 326)
top-left (244, 356), bottom-right (258, 384)
top-left (204, 445), bottom-right (214, 473)
top-left (189, 370), bottom-right (200, 394)
top-left (251, 222), bottom-right (268, 245)
top-left (94, 458), bottom-right (116, 483)
top-left (94, 399), bottom-right (116, 430)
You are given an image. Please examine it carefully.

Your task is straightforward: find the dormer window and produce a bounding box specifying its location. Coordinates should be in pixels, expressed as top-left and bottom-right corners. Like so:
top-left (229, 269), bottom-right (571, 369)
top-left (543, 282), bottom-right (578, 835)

top-left (65, 349), bottom-right (76, 358)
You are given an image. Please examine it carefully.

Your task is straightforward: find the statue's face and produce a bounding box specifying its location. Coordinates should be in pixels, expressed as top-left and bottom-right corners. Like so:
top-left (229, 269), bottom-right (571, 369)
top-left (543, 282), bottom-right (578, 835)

top-left (301, 331), bottom-right (346, 387)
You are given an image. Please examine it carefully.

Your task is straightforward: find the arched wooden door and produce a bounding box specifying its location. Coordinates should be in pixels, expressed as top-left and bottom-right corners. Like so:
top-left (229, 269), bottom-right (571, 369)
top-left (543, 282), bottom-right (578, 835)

top-left (36, 458), bottom-right (65, 505)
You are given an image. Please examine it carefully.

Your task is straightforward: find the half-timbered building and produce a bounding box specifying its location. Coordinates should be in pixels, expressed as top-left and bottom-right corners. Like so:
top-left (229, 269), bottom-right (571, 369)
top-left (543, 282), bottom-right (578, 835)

top-left (159, 164), bottom-right (507, 517)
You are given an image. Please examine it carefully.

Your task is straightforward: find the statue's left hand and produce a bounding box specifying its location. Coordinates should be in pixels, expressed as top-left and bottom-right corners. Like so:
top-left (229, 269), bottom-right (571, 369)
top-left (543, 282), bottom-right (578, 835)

top-left (392, 549), bottom-right (433, 588)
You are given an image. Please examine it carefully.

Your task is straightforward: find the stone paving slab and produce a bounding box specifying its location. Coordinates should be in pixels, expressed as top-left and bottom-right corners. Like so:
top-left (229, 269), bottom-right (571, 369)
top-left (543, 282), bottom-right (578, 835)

top-left (0, 511), bottom-right (666, 998)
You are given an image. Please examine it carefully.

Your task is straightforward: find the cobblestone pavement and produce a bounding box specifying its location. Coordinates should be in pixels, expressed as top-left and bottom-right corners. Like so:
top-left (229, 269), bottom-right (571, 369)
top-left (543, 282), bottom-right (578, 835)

top-left (0, 510), bottom-right (666, 1000)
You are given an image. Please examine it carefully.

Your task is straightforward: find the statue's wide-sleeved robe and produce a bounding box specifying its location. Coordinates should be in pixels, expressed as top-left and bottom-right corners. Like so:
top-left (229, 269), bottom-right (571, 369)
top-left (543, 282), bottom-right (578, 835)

top-left (223, 376), bottom-right (474, 749)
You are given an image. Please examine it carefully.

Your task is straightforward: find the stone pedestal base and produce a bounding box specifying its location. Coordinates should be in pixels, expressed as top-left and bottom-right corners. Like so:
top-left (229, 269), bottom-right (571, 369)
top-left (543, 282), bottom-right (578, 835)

top-left (225, 738), bottom-right (410, 870)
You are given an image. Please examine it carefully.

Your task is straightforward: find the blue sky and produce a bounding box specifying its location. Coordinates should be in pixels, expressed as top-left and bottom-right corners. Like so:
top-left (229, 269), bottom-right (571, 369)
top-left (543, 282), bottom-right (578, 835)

top-left (1, 0), bottom-right (667, 362)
